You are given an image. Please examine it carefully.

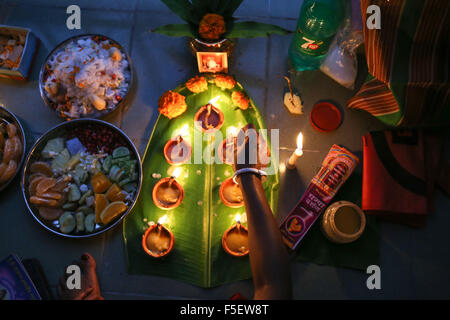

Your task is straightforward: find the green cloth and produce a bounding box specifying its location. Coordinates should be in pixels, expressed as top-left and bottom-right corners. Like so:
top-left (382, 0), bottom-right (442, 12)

top-left (294, 172), bottom-right (380, 271)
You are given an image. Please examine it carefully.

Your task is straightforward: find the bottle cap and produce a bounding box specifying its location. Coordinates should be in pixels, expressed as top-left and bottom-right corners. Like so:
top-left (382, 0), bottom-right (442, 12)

top-left (310, 101), bottom-right (342, 132)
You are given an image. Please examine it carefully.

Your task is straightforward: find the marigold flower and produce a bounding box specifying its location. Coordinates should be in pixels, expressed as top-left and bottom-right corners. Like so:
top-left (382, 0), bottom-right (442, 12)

top-left (186, 75), bottom-right (208, 93)
top-left (214, 73), bottom-right (236, 90)
top-left (231, 91), bottom-right (250, 110)
top-left (198, 13), bottom-right (226, 41)
top-left (158, 90), bottom-right (187, 119)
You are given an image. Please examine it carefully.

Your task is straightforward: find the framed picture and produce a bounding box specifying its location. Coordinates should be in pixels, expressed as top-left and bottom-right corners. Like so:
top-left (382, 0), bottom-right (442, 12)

top-left (196, 52), bottom-right (228, 73)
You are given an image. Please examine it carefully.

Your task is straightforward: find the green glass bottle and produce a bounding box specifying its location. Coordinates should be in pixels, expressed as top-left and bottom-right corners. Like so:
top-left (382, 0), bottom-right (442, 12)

top-left (289, 0), bottom-right (345, 71)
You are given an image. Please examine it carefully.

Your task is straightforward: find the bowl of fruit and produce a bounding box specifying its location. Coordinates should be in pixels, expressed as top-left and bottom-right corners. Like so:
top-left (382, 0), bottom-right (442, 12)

top-left (0, 105), bottom-right (26, 192)
top-left (21, 119), bottom-right (142, 238)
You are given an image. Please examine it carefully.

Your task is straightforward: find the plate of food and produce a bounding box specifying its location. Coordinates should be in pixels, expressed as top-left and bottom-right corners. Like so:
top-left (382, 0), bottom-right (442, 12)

top-left (39, 34), bottom-right (133, 120)
top-left (21, 119), bottom-right (142, 238)
top-left (0, 105), bottom-right (26, 191)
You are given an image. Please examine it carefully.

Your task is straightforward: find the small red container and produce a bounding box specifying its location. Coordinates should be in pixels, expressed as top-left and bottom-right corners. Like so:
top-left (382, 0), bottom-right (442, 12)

top-left (310, 101), bottom-right (342, 132)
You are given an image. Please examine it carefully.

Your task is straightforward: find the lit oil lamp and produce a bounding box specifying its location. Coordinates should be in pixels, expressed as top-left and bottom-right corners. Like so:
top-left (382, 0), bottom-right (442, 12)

top-left (164, 124), bottom-right (192, 164)
top-left (222, 214), bottom-right (249, 257)
top-left (219, 177), bottom-right (244, 208)
top-left (194, 96), bottom-right (224, 133)
top-left (142, 215), bottom-right (175, 258)
top-left (152, 167), bottom-right (184, 210)
top-left (286, 132), bottom-right (303, 170)
top-left (218, 126), bottom-right (237, 165)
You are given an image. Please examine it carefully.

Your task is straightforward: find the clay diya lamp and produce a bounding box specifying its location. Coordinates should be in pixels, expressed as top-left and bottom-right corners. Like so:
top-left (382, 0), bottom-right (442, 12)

top-left (222, 214), bottom-right (249, 257)
top-left (220, 177), bottom-right (244, 208)
top-left (164, 135), bottom-right (192, 165)
top-left (194, 98), bottom-right (224, 133)
top-left (218, 126), bottom-right (237, 165)
top-left (152, 168), bottom-right (184, 210)
top-left (142, 215), bottom-right (174, 258)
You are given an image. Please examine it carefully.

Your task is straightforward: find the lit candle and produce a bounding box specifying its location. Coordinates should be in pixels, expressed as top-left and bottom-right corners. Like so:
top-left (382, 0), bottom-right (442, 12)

top-left (222, 213), bottom-right (249, 257)
top-left (286, 132), bottom-right (303, 170)
top-left (142, 214), bottom-right (175, 258)
top-left (152, 168), bottom-right (184, 210)
top-left (164, 125), bottom-right (191, 164)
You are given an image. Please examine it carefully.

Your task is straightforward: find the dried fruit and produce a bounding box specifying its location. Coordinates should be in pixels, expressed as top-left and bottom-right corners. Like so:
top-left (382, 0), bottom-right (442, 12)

top-left (38, 207), bottom-right (63, 221)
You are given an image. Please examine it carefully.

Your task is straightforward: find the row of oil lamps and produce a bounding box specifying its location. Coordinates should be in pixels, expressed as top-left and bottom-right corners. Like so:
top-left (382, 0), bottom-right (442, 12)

top-left (142, 98), bottom-right (305, 259)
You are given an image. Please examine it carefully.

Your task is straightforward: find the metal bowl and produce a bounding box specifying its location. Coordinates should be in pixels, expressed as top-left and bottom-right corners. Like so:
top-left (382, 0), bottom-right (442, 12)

top-left (21, 119), bottom-right (142, 238)
top-left (39, 34), bottom-right (134, 121)
top-left (0, 105), bottom-right (26, 192)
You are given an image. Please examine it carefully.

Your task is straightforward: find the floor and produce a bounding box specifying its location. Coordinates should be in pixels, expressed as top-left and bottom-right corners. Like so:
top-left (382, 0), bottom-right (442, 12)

top-left (0, 0), bottom-right (449, 299)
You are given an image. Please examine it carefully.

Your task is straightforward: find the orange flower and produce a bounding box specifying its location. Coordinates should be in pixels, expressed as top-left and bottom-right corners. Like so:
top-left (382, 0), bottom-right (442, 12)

top-left (198, 13), bottom-right (226, 41)
top-left (186, 75), bottom-right (208, 93)
top-left (231, 91), bottom-right (250, 110)
top-left (158, 91), bottom-right (187, 119)
top-left (214, 73), bottom-right (236, 90)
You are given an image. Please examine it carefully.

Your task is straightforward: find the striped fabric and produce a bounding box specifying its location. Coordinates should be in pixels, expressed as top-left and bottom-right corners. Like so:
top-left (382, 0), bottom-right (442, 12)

top-left (347, 0), bottom-right (450, 126)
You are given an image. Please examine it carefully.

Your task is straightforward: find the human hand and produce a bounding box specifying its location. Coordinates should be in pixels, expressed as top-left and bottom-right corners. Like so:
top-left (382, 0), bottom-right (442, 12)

top-left (233, 124), bottom-right (270, 172)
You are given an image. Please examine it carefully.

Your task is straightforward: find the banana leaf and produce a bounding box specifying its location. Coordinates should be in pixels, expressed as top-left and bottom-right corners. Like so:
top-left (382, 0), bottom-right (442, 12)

top-left (123, 74), bottom-right (279, 288)
top-left (161, 0), bottom-right (201, 25)
top-left (226, 22), bottom-right (292, 38)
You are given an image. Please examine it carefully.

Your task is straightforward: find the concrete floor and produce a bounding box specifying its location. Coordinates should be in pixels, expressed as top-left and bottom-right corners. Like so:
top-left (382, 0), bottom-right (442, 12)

top-left (0, 0), bottom-right (449, 299)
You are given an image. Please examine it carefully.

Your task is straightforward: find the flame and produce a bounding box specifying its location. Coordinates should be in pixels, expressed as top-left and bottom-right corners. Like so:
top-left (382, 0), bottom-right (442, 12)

top-left (171, 167), bottom-right (182, 179)
top-left (227, 126), bottom-right (238, 137)
top-left (296, 132), bottom-right (303, 151)
top-left (178, 124), bottom-right (189, 137)
top-left (158, 215), bottom-right (168, 225)
top-left (234, 214), bottom-right (241, 223)
top-left (208, 96), bottom-right (220, 106)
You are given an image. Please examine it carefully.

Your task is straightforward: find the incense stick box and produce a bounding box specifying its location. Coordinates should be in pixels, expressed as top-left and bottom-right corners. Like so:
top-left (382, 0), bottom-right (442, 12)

top-left (280, 144), bottom-right (359, 249)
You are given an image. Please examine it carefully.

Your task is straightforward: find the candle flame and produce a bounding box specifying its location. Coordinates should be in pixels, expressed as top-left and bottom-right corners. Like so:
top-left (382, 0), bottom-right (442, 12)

top-left (234, 214), bottom-right (241, 223)
top-left (171, 167), bottom-right (182, 179)
top-left (178, 124), bottom-right (189, 137)
top-left (208, 96), bottom-right (220, 106)
top-left (158, 215), bottom-right (168, 225)
top-left (296, 132), bottom-right (303, 151)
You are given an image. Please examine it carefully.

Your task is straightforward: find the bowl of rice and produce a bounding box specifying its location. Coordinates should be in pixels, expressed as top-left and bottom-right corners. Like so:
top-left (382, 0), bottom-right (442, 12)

top-left (39, 34), bottom-right (133, 120)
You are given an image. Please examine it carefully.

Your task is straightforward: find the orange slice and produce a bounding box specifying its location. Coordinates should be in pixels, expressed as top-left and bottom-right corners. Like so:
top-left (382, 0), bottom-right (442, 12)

top-left (95, 193), bottom-right (109, 223)
top-left (30, 196), bottom-right (59, 207)
top-left (50, 177), bottom-right (69, 193)
top-left (0, 160), bottom-right (17, 184)
top-left (36, 177), bottom-right (57, 195)
top-left (29, 176), bottom-right (46, 196)
top-left (100, 201), bottom-right (128, 225)
top-left (39, 192), bottom-right (62, 200)
top-left (105, 183), bottom-right (122, 201)
top-left (30, 161), bottom-right (53, 177)
top-left (38, 207), bottom-right (63, 221)
top-left (91, 171), bottom-right (112, 194)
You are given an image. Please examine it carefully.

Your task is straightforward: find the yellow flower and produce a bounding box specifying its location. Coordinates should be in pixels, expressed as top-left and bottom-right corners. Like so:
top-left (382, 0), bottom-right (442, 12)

top-left (186, 75), bottom-right (208, 93)
top-left (198, 13), bottom-right (226, 41)
top-left (158, 90), bottom-right (187, 119)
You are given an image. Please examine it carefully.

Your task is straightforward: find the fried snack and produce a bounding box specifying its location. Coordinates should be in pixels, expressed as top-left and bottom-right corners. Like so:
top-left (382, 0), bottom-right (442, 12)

top-left (231, 91), bottom-right (250, 110)
top-left (158, 90), bottom-right (187, 119)
top-left (6, 124), bottom-right (17, 138)
top-left (214, 74), bottom-right (236, 90)
top-left (186, 75), bottom-right (208, 93)
top-left (10, 135), bottom-right (22, 161)
top-left (0, 160), bottom-right (17, 184)
top-left (198, 13), bottom-right (226, 41)
top-left (38, 207), bottom-right (63, 221)
top-left (2, 138), bottom-right (14, 164)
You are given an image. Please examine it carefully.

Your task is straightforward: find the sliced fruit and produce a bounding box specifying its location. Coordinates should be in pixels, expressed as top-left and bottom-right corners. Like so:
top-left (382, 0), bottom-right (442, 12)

top-left (50, 176), bottom-right (70, 193)
top-left (29, 176), bottom-right (46, 196)
top-left (29, 173), bottom-right (46, 182)
top-left (2, 138), bottom-right (14, 164)
top-left (36, 177), bottom-right (57, 195)
top-left (38, 207), bottom-right (63, 221)
top-left (6, 123), bottom-right (17, 138)
top-left (41, 137), bottom-right (64, 159)
top-left (84, 214), bottom-right (96, 232)
top-left (91, 171), bottom-right (112, 193)
top-left (78, 189), bottom-right (93, 205)
top-left (0, 160), bottom-right (17, 184)
top-left (105, 183), bottom-right (123, 202)
top-left (64, 153), bottom-right (81, 170)
top-left (59, 212), bottom-right (76, 234)
top-left (75, 211), bottom-right (85, 232)
top-left (68, 184), bottom-right (81, 202)
top-left (10, 136), bottom-right (22, 162)
top-left (100, 201), bottom-right (128, 225)
top-left (30, 196), bottom-right (59, 207)
top-left (51, 148), bottom-right (70, 172)
top-left (0, 163), bottom-right (7, 177)
top-left (39, 192), bottom-right (63, 200)
top-left (30, 161), bottom-right (53, 177)
top-left (95, 193), bottom-right (109, 223)
top-left (113, 146), bottom-right (130, 159)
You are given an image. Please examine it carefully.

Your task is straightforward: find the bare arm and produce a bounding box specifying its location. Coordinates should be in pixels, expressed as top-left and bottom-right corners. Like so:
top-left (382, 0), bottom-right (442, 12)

top-left (233, 124), bottom-right (292, 300)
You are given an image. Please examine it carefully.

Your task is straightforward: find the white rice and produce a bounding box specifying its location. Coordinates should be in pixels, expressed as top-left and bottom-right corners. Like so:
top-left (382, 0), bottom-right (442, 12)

top-left (44, 37), bottom-right (130, 118)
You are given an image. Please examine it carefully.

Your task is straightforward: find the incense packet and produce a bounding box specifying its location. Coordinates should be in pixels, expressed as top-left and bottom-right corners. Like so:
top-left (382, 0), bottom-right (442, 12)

top-left (280, 144), bottom-right (359, 249)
